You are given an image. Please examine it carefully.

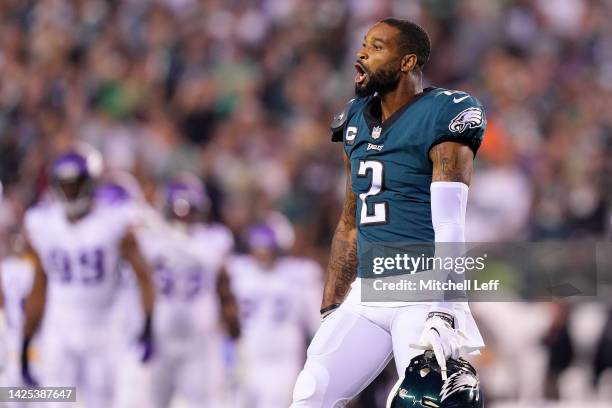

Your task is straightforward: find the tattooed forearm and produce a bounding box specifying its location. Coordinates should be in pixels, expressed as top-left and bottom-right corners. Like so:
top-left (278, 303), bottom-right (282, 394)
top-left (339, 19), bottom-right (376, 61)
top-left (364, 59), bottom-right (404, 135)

top-left (323, 220), bottom-right (358, 306)
top-left (321, 154), bottom-right (358, 308)
top-left (430, 141), bottom-right (474, 185)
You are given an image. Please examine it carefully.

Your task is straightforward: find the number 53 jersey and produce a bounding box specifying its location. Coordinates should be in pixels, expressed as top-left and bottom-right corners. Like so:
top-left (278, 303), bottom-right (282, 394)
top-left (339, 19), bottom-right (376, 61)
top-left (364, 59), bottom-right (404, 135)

top-left (137, 223), bottom-right (234, 340)
top-left (333, 87), bottom-right (486, 278)
top-left (24, 201), bottom-right (136, 325)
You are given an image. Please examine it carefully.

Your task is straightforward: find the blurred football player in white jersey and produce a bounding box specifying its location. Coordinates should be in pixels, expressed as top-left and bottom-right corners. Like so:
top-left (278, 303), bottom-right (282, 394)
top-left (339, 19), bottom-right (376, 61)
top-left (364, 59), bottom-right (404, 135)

top-left (95, 170), bottom-right (157, 343)
top-left (0, 230), bottom-right (37, 389)
top-left (94, 171), bottom-right (160, 407)
top-left (139, 174), bottom-right (239, 408)
top-left (21, 145), bottom-right (155, 408)
top-left (227, 224), bottom-right (322, 408)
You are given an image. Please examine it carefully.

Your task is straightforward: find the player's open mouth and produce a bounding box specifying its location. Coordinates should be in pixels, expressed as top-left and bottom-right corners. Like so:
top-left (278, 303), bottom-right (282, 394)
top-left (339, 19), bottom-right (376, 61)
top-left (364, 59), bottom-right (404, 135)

top-left (355, 63), bottom-right (368, 85)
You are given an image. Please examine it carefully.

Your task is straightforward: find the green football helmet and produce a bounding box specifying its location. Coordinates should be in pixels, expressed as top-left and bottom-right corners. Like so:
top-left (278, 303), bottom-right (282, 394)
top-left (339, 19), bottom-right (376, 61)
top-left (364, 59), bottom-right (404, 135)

top-left (387, 351), bottom-right (483, 408)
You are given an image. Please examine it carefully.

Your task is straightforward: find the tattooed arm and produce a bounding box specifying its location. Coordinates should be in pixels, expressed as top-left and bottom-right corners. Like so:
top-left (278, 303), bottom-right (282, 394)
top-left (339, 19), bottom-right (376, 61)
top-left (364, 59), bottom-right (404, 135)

top-left (321, 153), bottom-right (358, 312)
top-left (430, 141), bottom-right (473, 184)
top-left (429, 141), bottom-right (474, 279)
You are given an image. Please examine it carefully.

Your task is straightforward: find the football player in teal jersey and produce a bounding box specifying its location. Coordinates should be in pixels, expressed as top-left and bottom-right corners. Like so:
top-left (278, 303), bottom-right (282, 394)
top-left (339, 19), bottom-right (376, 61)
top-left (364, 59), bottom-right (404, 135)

top-left (291, 19), bottom-right (486, 407)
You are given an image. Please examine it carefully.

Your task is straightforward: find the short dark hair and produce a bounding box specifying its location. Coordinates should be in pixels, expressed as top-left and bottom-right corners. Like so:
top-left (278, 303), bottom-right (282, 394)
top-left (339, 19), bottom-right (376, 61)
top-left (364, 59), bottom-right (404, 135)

top-left (379, 18), bottom-right (431, 71)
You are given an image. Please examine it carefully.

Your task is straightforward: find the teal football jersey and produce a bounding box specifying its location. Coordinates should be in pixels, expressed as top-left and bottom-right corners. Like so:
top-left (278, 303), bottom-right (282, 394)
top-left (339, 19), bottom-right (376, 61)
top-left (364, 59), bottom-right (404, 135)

top-left (332, 87), bottom-right (486, 278)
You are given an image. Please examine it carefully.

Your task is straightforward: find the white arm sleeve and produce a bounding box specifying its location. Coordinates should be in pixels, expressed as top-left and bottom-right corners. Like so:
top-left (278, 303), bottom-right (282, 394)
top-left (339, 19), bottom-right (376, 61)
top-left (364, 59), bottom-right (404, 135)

top-left (431, 181), bottom-right (468, 242)
top-left (430, 181), bottom-right (469, 316)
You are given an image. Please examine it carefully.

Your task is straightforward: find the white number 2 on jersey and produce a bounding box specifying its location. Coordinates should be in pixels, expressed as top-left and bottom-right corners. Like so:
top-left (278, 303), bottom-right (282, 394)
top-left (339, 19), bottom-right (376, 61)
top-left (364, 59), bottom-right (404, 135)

top-left (357, 160), bottom-right (388, 225)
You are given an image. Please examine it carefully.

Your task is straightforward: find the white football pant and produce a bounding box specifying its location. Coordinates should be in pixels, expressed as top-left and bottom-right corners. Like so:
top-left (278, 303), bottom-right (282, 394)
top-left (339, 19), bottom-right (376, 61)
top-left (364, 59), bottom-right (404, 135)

top-left (291, 281), bottom-right (482, 408)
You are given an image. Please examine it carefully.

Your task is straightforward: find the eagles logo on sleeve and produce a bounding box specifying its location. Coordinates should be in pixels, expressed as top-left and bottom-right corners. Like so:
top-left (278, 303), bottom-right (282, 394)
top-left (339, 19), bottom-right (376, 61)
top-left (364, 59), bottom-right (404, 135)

top-left (448, 107), bottom-right (483, 133)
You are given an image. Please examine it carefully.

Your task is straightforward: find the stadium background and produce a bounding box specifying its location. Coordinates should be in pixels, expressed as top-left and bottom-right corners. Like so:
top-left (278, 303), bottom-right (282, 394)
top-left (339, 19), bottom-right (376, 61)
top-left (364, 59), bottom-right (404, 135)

top-left (0, 0), bottom-right (611, 407)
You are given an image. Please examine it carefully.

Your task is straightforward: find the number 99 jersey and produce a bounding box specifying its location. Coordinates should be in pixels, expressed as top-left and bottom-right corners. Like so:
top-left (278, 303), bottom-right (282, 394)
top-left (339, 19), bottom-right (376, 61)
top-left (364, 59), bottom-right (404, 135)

top-left (24, 200), bottom-right (136, 325)
top-left (332, 87), bottom-right (486, 278)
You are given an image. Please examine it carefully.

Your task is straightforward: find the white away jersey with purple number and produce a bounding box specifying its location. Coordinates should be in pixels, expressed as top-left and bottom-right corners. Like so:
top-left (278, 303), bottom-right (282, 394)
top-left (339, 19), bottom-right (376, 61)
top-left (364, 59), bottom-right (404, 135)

top-left (137, 222), bottom-right (234, 340)
top-left (24, 201), bottom-right (135, 325)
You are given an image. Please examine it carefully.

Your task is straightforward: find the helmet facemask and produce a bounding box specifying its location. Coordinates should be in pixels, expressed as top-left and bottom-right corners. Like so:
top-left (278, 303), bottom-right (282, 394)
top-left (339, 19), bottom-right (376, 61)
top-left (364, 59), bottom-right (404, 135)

top-left (53, 176), bottom-right (96, 219)
top-left (50, 146), bottom-right (103, 220)
top-left (163, 177), bottom-right (210, 226)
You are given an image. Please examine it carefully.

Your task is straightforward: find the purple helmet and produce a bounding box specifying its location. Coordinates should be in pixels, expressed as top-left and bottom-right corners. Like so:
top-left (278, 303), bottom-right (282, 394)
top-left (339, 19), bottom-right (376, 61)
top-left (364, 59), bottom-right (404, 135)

top-left (247, 223), bottom-right (278, 251)
top-left (163, 173), bottom-right (209, 221)
top-left (50, 144), bottom-right (103, 217)
top-left (96, 183), bottom-right (131, 204)
top-left (97, 171), bottom-right (144, 205)
top-left (51, 147), bottom-right (102, 183)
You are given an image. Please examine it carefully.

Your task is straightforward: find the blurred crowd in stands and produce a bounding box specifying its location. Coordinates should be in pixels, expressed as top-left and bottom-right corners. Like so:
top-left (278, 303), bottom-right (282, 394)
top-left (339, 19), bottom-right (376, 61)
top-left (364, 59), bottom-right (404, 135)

top-left (1, 0), bottom-right (611, 406)
top-left (1, 0), bottom-right (611, 253)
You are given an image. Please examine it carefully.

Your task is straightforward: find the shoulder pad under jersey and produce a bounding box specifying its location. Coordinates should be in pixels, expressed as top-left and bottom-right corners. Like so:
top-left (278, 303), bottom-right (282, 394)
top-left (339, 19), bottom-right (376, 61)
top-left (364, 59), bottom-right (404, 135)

top-left (330, 98), bottom-right (356, 142)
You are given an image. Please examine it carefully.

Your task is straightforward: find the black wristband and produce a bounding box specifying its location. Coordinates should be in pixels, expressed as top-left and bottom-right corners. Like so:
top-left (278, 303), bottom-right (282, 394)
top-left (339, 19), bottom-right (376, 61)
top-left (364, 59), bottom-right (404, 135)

top-left (320, 303), bottom-right (341, 316)
top-left (141, 314), bottom-right (153, 340)
top-left (427, 311), bottom-right (455, 329)
top-left (21, 337), bottom-right (31, 365)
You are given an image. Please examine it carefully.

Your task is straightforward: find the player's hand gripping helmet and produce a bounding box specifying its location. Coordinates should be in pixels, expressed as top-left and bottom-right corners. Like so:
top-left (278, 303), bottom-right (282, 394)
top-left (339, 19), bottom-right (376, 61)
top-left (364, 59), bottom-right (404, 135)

top-left (50, 144), bottom-right (103, 219)
top-left (387, 351), bottom-right (482, 408)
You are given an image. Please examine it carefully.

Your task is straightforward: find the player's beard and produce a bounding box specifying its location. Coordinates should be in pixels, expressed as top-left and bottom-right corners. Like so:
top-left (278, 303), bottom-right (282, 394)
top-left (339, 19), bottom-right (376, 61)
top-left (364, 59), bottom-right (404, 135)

top-left (355, 59), bottom-right (401, 98)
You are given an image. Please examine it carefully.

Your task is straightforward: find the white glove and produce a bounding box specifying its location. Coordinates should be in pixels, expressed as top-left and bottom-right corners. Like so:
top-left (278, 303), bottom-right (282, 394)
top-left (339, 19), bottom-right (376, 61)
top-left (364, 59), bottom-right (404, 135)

top-left (410, 311), bottom-right (471, 380)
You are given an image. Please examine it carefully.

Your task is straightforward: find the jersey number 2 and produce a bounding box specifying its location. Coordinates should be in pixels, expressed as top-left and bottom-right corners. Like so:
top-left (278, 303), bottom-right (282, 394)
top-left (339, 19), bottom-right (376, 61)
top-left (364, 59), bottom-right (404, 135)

top-left (357, 160), bottom-right (388, 225)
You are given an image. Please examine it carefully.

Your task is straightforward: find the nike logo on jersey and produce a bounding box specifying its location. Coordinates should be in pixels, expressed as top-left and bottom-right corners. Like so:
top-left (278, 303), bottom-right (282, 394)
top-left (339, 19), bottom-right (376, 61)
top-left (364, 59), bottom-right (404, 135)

top-left (436, 90), bottom-right (469, 103)
top-left (453, 95), bottom-right (470, 103)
